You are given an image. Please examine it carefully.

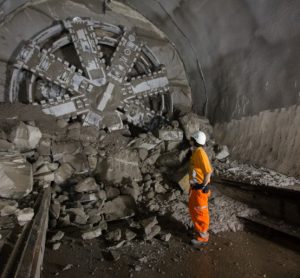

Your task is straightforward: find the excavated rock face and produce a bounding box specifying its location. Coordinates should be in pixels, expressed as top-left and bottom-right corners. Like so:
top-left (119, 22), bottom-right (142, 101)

top-left (96, 149), bottom-right (142, 184)
top-left (0, 152), bottom-right (33, 199)
top-left (9, 122), bottom-right (42, 152)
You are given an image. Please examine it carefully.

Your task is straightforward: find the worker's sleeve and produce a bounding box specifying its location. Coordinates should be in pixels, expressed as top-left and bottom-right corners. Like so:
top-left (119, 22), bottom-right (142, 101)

top-left (196, 149), bottom-right (213, 175)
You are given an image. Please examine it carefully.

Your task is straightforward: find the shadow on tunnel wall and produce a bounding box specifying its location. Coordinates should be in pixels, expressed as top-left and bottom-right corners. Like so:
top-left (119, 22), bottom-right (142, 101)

top-left (122, 0), bottom-right (300, 177)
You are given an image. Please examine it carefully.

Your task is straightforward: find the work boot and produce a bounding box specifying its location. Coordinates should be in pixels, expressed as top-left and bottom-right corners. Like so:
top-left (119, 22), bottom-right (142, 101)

top-left (190, 239), bottom-right (208, 247)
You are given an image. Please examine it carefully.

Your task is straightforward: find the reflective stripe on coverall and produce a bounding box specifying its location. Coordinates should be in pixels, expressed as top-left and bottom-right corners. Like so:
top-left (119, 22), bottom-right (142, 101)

top-left (189, 147), bottom-right (213, 242)
top-left (189, 189), bottom-right (211, 242)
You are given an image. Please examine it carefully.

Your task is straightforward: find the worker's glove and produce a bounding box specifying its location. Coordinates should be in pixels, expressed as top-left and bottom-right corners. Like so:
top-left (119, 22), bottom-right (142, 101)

top-left (202, 185), bottom-right (209, 193)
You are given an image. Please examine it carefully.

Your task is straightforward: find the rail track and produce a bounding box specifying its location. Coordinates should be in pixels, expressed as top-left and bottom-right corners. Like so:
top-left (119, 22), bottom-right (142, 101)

top-left (1, 178), bottom-right (299, 277)
top-left (0, 187), bottom-right (51, 278)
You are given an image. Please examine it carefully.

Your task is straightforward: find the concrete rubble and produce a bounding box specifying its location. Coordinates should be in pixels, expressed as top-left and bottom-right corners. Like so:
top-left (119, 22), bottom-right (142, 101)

top-left (17, 208), bottom-right (34, 226)
top-left (0, 152), bottom-right (33, 199)
top-left (214, 160), bottom-right (300, 187)
top-left (9, 122), bottom-right (42, 151)
top-left (0, 112), bottom-right (299, 265)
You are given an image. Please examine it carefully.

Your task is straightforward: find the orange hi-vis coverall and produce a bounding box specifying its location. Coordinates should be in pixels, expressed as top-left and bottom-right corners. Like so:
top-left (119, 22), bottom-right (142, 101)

top-left (189, 147), bottom-right (213, 243)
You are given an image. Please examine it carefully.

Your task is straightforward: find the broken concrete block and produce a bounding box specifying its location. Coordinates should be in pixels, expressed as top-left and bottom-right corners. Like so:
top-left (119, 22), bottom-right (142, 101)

top-left (52, 141), bottom-right (82, 161)
top-left (157, 129), bottom-right (183, 141)
top-left (124, 229), bottom-right (137, 241)
top-left (61, 153), bottom-right (89, 173)
top-left (67, 207), bottom-right (87, 220)
top-left (156, 149), bottom-right (188, 168)
top-left (132, 134), bottom-right (162, 151)
top-left (154, 182), bottom-right (167, 194)
top-left (59, 214), bottom-right (71, 226)
top-left (143, 150), bottom-right (160, 166)
top-left (179, 112), bottom-right (213, 140)
top-left (0, 200), bottom-right (18, 216)
top-left (165, 140), bottom-right (181, 151)
top-left (145, 225), bottom-right (161, 240)
top-left (17, 208), bottom-right (34, 225)
top-left (0, 152), bottom-right (33, 199)
top-left (54, 163), bottom-right (74, 185)
top-left (34, 162), bottom-right (59, 176)
top-left (74, 214), bottom-right (88, 225)
top-left (215, 145), bottom-right (230, 160)
top-left (88, 214), bottom-right (102, 225)
top-left (56, 119), bottom-right (69, 129)
top-left (57, 195), bottom-right (69, 203)
top-left (52, 242), bottom-right (61, 250)
top-left (160, 233), bottom-right (172, 242)
top-left (105, 186), bottom-right (120, 200)
top-left (103, 195), bottom-right (136, 221)
top-left (83, 145), bottom-right (98, 156)
top-left (78, 193), bottom-right (98, 203)
top-left (81, 226), bottom-right (102, 240)
top-left (75, 177), bottom-right (98, 193)
top-left (80, 127), bottom-right (99, 143)
top-left (120, 182), bottom-right (140, 201)
top-left (138, 148), bottom-right (148, 161)
top-left (97, 189), bottom-right (107, 201)
top-left (50, 203), bottom-right (61, 219)
top-left (9, 122), bottom-right (42, 151)
top-left (37, 138), bottom-right (51, 155)
top-left (67, 128), bottom-right (81, 141)
top-left (87, 155), bottom-right (98, 171)
top-left (141, 216), bottom-right (158, 235)
top-left (101, 111), bottom-right (124, 132)
top-left (105, 228), bottom-right (122, 242)
top-left (0, 139), bottom-right (15, 151)
top-left (50, 231), bottom-right (64, 242)
top-left (96, 149), bottom-right (142, 183)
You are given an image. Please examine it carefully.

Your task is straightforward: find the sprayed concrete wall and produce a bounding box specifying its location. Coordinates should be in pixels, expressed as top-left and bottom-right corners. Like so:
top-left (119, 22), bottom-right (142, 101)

top-left (122, 0), bottom-right (300, 177)
top-left (215, 105), bottom-right (300, 178)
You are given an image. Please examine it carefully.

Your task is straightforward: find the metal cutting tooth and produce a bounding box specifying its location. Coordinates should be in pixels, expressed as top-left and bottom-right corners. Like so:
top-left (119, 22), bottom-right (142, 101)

top-left (11, 18), bottom-right (172, 130)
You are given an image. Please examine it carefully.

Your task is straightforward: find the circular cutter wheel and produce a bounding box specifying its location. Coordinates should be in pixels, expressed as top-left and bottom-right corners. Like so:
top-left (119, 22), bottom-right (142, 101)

top-left (9, 17), bottom-right (172, 130)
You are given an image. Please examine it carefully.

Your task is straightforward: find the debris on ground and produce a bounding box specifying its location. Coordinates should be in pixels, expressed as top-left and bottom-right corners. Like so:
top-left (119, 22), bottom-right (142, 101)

top-left (0, 111), bottom-right (298, 268)
top-left (214, 160), bottom-right (300, 187)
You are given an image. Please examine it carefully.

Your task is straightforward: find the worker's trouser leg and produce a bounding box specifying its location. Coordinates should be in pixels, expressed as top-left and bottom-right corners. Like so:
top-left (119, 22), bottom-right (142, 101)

top-left (188, 189), bottom-right (210, 242)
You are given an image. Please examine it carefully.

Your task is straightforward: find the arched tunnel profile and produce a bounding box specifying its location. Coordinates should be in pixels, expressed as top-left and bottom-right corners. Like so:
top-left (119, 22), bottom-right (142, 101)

top-left (0, 1), bottom-right (299, 277)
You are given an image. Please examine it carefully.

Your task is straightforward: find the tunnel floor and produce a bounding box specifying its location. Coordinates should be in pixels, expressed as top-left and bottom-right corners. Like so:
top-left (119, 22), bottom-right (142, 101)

top-left (42, 228), bottom-right (300, 278)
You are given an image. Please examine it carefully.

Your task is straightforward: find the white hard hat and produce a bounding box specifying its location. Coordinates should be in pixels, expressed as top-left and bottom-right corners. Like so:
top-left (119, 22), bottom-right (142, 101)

top-left (191, 131), bottom-right (206, 145)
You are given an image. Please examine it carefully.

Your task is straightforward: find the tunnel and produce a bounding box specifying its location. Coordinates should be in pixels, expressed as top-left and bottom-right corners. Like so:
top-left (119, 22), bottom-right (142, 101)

top-left (0, 1), bottom-right (299, 277)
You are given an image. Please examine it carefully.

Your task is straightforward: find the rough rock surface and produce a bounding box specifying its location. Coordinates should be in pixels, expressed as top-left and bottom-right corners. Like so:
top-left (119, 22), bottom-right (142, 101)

top-left (215, 160), bottom-right (300, 188)
top-left (9, 122), bottom-right (42, 151)
top-left (0, 152), bottom-right (33, 199)
top-left (96, 149), bottom-right (142, 183)
top-left (103, 196), bottom-right (136, 221)
top-left (179, 113), bottom-right (213, 140)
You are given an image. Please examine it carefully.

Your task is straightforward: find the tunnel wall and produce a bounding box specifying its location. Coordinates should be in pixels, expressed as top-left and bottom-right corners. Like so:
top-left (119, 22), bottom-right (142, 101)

top-left (121, 0), bottom-right (300, 177)
top-left (1, 0), bottom-right (299, 177)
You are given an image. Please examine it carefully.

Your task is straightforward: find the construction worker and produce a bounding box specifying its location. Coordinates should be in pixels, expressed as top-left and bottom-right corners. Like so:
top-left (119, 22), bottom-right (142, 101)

top-left (188, 131), bottom-right (213, 246)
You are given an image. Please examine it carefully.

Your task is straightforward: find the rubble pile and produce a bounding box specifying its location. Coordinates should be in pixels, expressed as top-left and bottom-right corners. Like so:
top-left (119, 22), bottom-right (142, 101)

top-left (209, 189), bottom-right (258, 233)
top-left (214, 160), bottom-right (300, 188)
top-left (0, 111), bottom-right (298, 254)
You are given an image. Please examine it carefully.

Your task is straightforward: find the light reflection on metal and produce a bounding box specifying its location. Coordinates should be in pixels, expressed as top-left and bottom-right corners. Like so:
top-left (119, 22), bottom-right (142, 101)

top-left (10, 18), bottom-right (172, 130)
